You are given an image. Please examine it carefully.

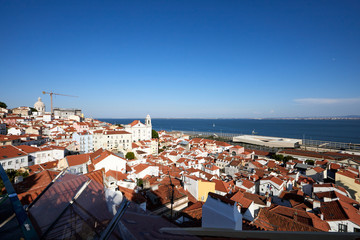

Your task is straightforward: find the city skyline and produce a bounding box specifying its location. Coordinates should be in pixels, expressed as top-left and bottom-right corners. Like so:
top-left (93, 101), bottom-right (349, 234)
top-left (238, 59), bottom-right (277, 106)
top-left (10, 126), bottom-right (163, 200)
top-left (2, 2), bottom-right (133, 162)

top-left (1, 1), bottom-right (360, 118)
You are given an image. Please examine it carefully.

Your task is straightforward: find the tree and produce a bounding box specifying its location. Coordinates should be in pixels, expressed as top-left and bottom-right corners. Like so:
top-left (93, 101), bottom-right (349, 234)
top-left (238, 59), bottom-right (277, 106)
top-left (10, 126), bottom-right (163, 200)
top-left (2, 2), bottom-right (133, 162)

top-left (152, 129), bottom-right (159, 139)
top-left (0, 101), bottom-right (7, 109)
top-left (125, 152), bottom-right (135, 160)
top-left (305, 159), bottom-right (315, 165)
top-left (136, 178), bottom-right (143, 187)
top-left (30, 107), bottom-right (38, 112)
top-left (0, 169), bottom-right (29, 193)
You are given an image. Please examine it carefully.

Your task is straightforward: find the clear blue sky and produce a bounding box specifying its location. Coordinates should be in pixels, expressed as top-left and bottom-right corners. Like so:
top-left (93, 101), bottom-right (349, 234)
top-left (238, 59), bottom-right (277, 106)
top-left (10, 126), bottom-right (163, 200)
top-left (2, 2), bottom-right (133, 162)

top-left (1, 0), bottom-right (360, 118)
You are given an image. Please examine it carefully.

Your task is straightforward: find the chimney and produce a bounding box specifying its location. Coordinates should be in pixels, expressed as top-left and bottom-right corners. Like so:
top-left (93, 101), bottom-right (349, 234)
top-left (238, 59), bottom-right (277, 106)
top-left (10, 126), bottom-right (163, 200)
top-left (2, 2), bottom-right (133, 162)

top-left (267, 197), bottom-right (272, 207)
top-left (320, 213), bottom-right (324, 220)
top-left (14, 176), bottom-right (23, 184)
top-left (313, 200), bottom-right (321, 210)
top-left (293, 211), bottom-right (298, 222)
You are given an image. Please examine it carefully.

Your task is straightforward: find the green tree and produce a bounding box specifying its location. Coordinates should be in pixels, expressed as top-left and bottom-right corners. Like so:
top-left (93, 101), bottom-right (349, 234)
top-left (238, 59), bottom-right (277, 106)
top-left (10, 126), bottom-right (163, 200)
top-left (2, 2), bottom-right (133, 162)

top-left (0, 169), bottom-right (29, 193)
top-left (125, 152), bottom-right (135, 160)
top-left (272, 154), bottom-right (284, 162)
top-left (30, 107), bottom-right (38, 112)
top-left (136, 178), bottom-right (143, 187)
top-left (305, 159), bottom-right (315, 165)
top-left (0, 101), bottom-right (7, 109)
top-left (152, 129), bottom-right (159, 139)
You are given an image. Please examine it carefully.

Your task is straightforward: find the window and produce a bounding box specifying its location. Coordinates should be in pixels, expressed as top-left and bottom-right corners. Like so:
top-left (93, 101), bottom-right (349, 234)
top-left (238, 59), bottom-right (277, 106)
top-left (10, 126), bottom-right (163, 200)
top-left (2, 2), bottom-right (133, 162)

top-left (354, 227), bottom-right (360, 232)
top-left (8, 161), bottom-right (12, 165)
top-left (16, 159), bottom-right (19, 164)
top-left (339, 224), bottom-right (347, 232)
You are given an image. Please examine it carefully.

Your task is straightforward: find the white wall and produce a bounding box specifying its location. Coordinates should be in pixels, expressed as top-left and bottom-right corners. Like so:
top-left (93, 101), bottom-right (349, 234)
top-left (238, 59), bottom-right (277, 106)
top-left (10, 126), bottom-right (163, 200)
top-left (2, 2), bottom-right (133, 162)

top-left (94, 155), bottom-right (126, 173)
top-left (327, 220), bottom-right (360, 232)
top-left (202, 195), bottom-right (242, 230)
top-left (0, 156), bottom-right (28, 170)
top-left (184, 176), bottom-right (198, 200)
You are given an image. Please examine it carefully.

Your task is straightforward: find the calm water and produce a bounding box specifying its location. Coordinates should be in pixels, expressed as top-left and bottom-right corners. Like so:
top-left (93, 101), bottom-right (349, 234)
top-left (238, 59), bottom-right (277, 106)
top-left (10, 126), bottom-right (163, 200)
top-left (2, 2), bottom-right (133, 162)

top-left (98, 118), bottom-right (360, 144)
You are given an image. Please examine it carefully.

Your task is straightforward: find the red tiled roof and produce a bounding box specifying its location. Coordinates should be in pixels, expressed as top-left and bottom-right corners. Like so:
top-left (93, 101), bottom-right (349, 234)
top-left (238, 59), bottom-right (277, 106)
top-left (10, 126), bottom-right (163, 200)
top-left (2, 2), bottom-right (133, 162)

top-left (0, 145), bottom-right (27, 160)
top-left (321, 200), bottom-right (360, 226)
top-left (252, 207), bottom-right (323, 232)
top-left (230, 191), bottom-right (253, 209)
top-left (106, 170), bottom-right (128, 181)
top-left (28, 160), bottom-right (59, 174)
top-left (118, 185), bottom-right (146, 204)
top-left (241, 179), bottom-right (255, 189)
top-left (129, 120), bottom-right (140, 127)
top-left (269, 205), bottom-right (330, 231)
top-left (261, 176), bottom-right (284, 187)
top-left (182, 201), bottom-right (204, 220)
top-left (15, 170), bottom-right (60, 205)
top-left (133, 164), bottom-right (150, 174)
top-left (66, 153), bottom-right (91, 166)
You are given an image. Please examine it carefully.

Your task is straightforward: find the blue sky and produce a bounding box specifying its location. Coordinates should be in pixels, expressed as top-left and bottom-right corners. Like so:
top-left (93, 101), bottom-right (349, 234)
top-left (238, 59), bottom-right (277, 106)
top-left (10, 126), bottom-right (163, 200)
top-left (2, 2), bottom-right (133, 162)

top-left (1, 0), bottom-right (360, 118)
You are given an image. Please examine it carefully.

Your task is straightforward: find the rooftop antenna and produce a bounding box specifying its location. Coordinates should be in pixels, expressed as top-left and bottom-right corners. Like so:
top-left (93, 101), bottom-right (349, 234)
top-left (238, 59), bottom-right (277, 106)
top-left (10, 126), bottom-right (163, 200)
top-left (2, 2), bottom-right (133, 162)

top-left (167, 171), bottom-right (175, 220)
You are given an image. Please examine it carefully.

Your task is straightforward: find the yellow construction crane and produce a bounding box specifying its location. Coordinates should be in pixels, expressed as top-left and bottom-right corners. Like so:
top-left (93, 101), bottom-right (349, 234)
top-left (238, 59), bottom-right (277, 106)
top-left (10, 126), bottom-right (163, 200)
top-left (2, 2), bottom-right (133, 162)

top-left (42, 91), bottom-right (78, 114)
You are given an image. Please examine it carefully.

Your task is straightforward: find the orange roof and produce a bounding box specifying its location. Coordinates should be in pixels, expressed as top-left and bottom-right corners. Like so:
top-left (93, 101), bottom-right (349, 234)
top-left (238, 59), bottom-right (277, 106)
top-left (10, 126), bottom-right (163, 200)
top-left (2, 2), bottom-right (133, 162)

top-left (230, 191), bottom-right (253, 209)
top-left (0, 145), bottom-right (27, 160)
top-left (28, 160), bottom-right (59, 174)
top-left (321, 200), bottom-right (360, 226)
top-left (91, 150), bottom-right (123, 165)
top-left (262, 176), bottom-right (284, 186)
top-left (15, 145), bottom-right (40, 153)
top-left (15, 170), bottom-right (60, 205)
top-left (66, 153), bottom-right (91, 166)
top-left (106, 169), bottom-right (128, 181)
top-left (129, 120), bottom-right (140, 127)
top-left (133, 164), bottom-right (150, 174)
top-left (252, 207), bottom-right (323, 232)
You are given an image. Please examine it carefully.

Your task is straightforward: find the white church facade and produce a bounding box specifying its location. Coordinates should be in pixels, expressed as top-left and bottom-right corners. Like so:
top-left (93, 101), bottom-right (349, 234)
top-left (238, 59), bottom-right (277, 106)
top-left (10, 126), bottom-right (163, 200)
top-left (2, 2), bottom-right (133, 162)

top-left (124, 115), bottom-right (152, 142)
top-left (34, 97), bottom-right (46, 115)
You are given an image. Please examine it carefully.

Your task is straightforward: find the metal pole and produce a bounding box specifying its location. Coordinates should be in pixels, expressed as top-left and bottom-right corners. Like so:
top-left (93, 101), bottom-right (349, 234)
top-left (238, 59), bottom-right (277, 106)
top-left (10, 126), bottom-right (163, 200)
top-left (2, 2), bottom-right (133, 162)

top-left (50, 92), bottom-right (53, 115)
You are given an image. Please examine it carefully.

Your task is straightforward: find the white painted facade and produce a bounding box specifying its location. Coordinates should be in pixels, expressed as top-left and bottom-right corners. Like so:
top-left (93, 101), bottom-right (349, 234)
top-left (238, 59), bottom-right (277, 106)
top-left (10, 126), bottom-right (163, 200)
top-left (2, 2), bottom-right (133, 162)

top-left (202, 194), bottom-right (242, 230)
top-left (30, 148), bottom-right (65, 165)
top-left (94, 154), bottom-right (127, 173)
top-left (93, 130), bottom-right (132, 152)
top-left (259, 179), bottom-right (285, 197)
top-left (124, 115), bottom-right (152, 142)
top-left (327, 220), bottom-right (360, 232)
top-left (7, 127), bottom-right (25, 135)
top-left (0, 155), bottom-right (28, 170)
top-left (129, 165), bottom-right (159, 180)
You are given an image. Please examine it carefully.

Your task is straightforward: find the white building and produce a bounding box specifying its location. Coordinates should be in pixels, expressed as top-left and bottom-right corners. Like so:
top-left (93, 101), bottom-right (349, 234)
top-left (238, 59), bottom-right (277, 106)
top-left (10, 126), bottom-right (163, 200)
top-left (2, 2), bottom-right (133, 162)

top-left (0, 145), bottom-right (28, 170)
top-left (321, 200), bottom-right (360, 232)
top-left (93, 130), bottom-right (132, 152)
top-left (202, 192), bottom-right (243, 230)
top-left (34, 97), bottom-right (46, 115)
top-left (53, 108), bottom-right (82, 120)
top-left (259, 176), bottom-right (285, 197)
top-left (124, 115), bottom-right (152, 142)
top-left (16, 145), bottom-right (65, 165)
top-left (128, 163), bottom-right (159, 181)
top-left (92, 150), bottom-right (127, 173)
